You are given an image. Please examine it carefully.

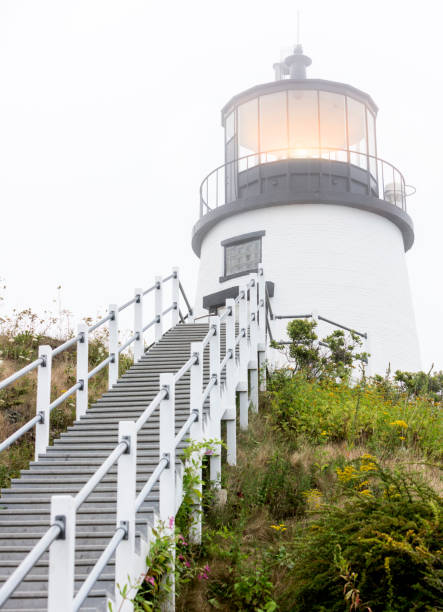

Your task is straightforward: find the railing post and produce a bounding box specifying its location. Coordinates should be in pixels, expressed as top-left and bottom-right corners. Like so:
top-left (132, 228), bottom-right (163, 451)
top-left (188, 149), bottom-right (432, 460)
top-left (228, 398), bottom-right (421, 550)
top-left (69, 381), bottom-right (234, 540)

top-left (311, 310), bottom-right (319, 352)
top-left (257, 265), bottom-right (267, 391)
top-left (48, 495), bottom-right (76, 612)
top-left (108, 304), bottom-right (119, 389)
top-left (155, 276), bottom-right (163, 342)
top-left (248, 274), bottom-right (259, 413)
top-left (35, 345), bottom-right (52, 461)
top-left (238, 286), bottom-right (248, 430)
top-left (189, 341), bottom-right (203, 544)
top-left (172, 268), bottom-right (179, 327)
top-left (115, 421), bottom-right (137, 612)
top-left (76, 323), bottom-right (89, 420)
top-left (159, 373), bottom-right (175, 611)
top-left (225, 298), bottom-right (236, 465)
top-left (365, 333), bottom-right (372, 378)
top-left (208, 316), bottom-right (221, 486)
top-left (134, 288), bottom-right (144, 362)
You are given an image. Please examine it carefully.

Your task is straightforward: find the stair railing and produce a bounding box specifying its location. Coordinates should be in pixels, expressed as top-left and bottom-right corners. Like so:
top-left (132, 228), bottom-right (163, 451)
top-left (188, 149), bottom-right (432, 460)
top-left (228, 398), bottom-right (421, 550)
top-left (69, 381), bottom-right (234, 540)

top-left (0, 268), bottom-right (194, 461)
top-left (0, 266), bottom-right (269, 611)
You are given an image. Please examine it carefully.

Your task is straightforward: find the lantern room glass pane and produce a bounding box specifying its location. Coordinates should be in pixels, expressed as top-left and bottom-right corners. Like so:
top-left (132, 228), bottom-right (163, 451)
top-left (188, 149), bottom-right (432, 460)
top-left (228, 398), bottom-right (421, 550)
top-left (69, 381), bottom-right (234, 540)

top-left (225, 112), bottom-right (235, 143)
top-left (238, 98), bottom-right (259, 170)
top-left (347, 97), bottom-right (367, 169)
top-left (288, 90), bottom-right (319, 157)
top-left (367, 110), bottom-right (376, 157)
top-left (367, 110), bottom-right (377, 178)
top-left (319, 91), bottom-right (346, 159)
top-left (259, 91), bottom-right (288, 160)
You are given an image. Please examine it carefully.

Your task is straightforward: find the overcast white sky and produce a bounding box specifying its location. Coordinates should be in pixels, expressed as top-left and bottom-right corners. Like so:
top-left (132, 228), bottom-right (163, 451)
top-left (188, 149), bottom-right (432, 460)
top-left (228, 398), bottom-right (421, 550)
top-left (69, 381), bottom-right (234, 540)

top-left (0, 0), bottom-right (441, 371)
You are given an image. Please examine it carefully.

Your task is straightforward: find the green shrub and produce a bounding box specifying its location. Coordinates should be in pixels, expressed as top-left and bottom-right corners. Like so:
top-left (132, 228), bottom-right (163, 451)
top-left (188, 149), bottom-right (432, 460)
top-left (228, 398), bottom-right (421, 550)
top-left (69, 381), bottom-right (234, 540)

top-left (265, 372), bottom-right (442, 459)
top-left (279, 465), bottom-right (443, 611)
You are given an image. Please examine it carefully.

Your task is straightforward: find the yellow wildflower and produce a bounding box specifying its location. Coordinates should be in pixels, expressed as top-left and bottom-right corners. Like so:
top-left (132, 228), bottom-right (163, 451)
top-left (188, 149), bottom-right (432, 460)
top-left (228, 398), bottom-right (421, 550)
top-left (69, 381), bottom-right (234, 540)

top-left (399, 436), bottom-right (406, 441)
top-left (336, 465), bottom-right (357, 482)
top-left (360, 462), bottom-right (377, 472)
top-left (360, 489), bottom-right (373, 497)
top-left (270, 524), bottom-right (287, 532)
top-left (361, 454), bottom-right (376, 460)
top-left (321, 431), bottom-right (327, 436)
top-left (389, 420), bottom-right (408, 428)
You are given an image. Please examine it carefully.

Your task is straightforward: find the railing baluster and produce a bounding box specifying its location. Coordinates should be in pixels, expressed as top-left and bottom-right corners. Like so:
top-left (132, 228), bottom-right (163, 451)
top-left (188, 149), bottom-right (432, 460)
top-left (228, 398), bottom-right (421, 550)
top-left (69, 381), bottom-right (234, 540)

top-left (159, 372), bottom-right (176, 610)
top-left (172, 268), bottom-right (179, 327)
top-left (76, 323), bottom-right (89, 420)
top-left (224, 298), bottom-right (237, 465)
top-left (108, 304), bottom-right (119, 389)
top-left (35, 345), bottom-right (52, 461)
top-left (238, 286), bottom-right (248, 430)
top-left (134, 288), bottom-right (144, 362)
top-left (115, 421), bottom-right (137, 610)
top-left (208, 316), bottom-right (221, 486)
top-left (189, 341), bottom-right (204, 544)
top-left (155, 276), bottom-right (163, 342)
top-left (248, 274), bottom-right (259, 413)
top-left (48, 495), bottom-right (76, 612)
top-left (257, 265), bottom-right (267, 391)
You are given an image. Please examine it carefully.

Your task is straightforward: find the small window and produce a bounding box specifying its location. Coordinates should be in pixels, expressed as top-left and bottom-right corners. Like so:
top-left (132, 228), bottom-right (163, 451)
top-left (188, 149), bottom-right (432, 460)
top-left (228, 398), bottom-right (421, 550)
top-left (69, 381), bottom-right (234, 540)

top-left (220, 231), bottom-right (265, 282)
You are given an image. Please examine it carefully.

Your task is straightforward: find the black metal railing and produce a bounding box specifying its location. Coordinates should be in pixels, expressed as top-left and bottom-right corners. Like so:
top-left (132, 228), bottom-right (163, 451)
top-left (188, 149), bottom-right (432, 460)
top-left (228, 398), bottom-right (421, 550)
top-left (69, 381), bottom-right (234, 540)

top-left (199, 147), bottom-right (409, 216)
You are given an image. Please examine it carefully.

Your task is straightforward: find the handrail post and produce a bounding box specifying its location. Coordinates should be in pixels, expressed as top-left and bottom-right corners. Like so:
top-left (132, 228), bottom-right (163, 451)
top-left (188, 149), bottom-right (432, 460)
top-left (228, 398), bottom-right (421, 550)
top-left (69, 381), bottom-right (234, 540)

top-left (248, 274), bottom-right (259, 413)
top-left (155, 276), bottom-right (163, 342)
top-left (48, 495), bottom-right (76, 612)
top-left (76, 323), bottom-right (89, 420)
top-left (159, 373), bottom-right (176, 610)
top-left (134, 288), bottom-right (144, 362)
top-left (115, 421), bottom-right (137, 611)
top-left (189, 342), bottom-right (203, 544)
top-left (311, 310), bottom-right (319, 352)
top-left (208, 316), bottom-right (221, 486)
top-left (238, 286), bottom-right (248, 430)
top-left (172, 268), bottom-right (179, 327)
top-left (108, 304), bottom-right (119, 389)
top-left (35, 345), bottom-right (52, 461)
top-left (225, 298), bottom-right (236, 465)
top-left (365, 333), bottom-right (372, 378)
top-left (257, 265), bottom-right (267, 391)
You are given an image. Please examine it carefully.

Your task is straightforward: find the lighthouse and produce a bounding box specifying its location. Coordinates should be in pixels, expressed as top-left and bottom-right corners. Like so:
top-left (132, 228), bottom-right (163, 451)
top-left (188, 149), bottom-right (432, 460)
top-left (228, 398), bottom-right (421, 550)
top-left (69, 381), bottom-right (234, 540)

top-left (192, 45), bottom-right (421, 374)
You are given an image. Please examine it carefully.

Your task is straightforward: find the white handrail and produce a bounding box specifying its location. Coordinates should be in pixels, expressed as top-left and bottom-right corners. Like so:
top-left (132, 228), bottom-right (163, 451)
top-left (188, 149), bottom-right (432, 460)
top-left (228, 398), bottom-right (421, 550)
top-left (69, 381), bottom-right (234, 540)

top-left (174, 354), bottom-right (198, 383)
top-left (74, 440), bottom-right (129, 510)
top-left (0, 523), bottom-right (61, 606)
top-left (72, 525), bottom-right (127, 612)
top-left (0, 357), bottom-right (43, 391)
top-left (0, 268), bottom-right (193, 460)
top-left (0, 267), bottom-right (270, 611)
top-left (135, 455), bottom-right (169, 512)
top-left (135, 388), bottom-right (167, 432)
top-left (0, 414), bottom-right (42, 453)
top-left (174, 411), bottom-right (198, 448)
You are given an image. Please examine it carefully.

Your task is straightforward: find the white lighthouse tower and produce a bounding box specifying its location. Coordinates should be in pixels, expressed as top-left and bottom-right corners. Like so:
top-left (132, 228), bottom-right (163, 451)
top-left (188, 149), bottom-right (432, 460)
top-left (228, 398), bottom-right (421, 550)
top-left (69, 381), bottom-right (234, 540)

top-left (192, 45), bottom-right (421, 374)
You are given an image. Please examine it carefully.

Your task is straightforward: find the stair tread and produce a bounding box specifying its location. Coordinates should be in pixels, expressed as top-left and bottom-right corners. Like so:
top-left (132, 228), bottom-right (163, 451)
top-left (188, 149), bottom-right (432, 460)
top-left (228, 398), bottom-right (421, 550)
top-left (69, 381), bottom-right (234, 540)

top-left (0, 323), bottom-right (211, 610)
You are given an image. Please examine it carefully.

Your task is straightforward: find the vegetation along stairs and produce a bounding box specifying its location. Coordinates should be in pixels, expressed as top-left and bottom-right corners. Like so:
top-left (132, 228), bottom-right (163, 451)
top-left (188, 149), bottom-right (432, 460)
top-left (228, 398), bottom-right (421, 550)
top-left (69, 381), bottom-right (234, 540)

top-left (0, 322), bottom-right (223, 611)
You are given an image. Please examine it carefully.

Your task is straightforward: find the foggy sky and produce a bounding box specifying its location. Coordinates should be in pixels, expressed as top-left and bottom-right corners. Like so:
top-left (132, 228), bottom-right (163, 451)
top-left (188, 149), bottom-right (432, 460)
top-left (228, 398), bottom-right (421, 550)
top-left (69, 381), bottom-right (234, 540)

top-left (0, 0), bottom-right (441, 371)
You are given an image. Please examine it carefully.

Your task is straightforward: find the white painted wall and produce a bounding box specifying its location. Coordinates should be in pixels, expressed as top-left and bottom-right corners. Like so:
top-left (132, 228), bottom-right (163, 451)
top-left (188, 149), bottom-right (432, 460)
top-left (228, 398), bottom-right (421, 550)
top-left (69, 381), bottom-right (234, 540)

top-left (194, 203), bottom-right (421, 375)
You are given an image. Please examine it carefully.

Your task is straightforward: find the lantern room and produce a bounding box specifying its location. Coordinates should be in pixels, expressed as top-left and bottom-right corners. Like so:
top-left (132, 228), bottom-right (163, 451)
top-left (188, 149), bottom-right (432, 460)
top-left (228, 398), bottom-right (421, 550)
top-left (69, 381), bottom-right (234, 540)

top-left (194, 45), bottom-right (412, 259)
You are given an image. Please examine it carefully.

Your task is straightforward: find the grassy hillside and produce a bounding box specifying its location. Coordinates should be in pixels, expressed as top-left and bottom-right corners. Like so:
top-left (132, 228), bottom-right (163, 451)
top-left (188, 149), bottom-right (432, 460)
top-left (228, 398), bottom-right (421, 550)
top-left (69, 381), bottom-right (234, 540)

top-left (172, 323), bottom-right (442, 612)
top-left (173, 371), bottom-right (442, 612)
